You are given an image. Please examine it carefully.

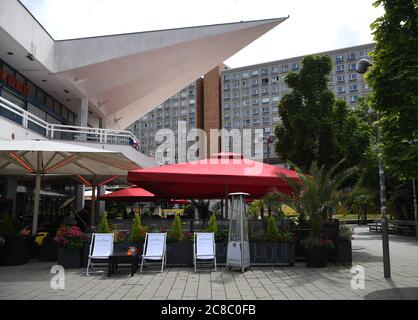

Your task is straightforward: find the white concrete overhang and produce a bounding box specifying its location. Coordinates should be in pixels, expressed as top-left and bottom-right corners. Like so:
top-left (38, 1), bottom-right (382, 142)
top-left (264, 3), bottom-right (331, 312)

top-left (0, 0), bottom-right (288, 129)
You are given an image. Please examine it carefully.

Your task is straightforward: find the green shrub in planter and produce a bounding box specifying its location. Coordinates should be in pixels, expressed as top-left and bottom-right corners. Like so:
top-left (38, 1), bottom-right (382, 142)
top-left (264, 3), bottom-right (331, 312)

top-left (129, 213), bottom-right (147, 247)
top-left (98, 212), bottom-right (111, 233)
top-left (0, 215), bottom-right (30, 265)
top-left (267, 215), bottom-right (279, 241)
top-left (206, 213), bottom-right (218, 234)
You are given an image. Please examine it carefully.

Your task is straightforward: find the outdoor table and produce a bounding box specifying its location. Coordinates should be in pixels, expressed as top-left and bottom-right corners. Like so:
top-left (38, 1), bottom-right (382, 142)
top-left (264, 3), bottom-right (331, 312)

top-left (108, 249), bottom-right (139, 277)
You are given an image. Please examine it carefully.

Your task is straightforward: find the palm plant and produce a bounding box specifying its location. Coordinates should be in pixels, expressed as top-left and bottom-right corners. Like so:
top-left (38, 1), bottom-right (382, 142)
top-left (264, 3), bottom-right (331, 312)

top-left (278, 160), bottom-right (355, 240)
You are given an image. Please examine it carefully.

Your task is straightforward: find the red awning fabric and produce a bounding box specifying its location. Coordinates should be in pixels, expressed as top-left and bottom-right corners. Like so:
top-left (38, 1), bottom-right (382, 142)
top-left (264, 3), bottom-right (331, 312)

top-left (127, 152), bottom-right (300, 199)
top-left (97, 187), bottom-right (156, 201)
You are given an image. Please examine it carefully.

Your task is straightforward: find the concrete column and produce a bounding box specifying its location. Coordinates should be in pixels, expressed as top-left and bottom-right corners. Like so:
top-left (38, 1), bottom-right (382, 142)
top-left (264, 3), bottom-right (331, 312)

top-left (78, 99), bottom-right (89, 127)
top-left (96, 185), bottom-right (106, 219)
top-left (6, 177), bottom-right (18, 215)
top-left (75, 184), bottom-right (85, 213)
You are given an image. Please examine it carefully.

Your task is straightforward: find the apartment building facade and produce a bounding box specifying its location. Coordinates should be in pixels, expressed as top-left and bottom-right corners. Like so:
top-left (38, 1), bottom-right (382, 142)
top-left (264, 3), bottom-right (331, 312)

top-left (128, 43), bottom-right (375, 162)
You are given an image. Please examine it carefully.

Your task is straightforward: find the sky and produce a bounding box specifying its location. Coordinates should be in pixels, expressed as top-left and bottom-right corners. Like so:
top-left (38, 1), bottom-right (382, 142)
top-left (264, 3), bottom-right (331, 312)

top-left (20, 0), bottom-right (385, 68)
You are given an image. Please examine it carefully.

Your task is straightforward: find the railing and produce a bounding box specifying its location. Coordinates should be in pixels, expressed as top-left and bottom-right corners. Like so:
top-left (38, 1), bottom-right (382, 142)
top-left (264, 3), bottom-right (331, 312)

top-left (0, 96), bottom-right (139, 147)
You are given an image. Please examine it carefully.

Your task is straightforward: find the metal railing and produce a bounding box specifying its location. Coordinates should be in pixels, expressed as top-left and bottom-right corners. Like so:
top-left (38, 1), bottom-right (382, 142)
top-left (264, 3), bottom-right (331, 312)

top-left (0, 96), bottom-right (139, 146)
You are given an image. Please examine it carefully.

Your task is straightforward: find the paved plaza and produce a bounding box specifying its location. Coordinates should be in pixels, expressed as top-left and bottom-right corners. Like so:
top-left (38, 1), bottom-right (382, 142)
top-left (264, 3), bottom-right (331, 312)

top-left (0, 227), bottom-right (417, 300)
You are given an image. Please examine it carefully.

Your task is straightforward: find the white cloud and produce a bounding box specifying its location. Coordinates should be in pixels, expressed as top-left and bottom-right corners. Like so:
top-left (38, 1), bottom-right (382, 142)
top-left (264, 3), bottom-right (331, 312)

top-left (21, 0), bottom-right (384, 68)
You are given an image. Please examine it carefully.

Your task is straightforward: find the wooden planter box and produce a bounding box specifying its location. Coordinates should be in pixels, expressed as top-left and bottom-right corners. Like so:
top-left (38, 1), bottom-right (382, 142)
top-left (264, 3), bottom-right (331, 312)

top-left (292, 228), bottom-right (311, 260)
top-left (166, 242), bottom-right (192, 266)
top-left (57, 247), bottom-right (82, 268)
top-left (305, 246), bottom-right (328, 268)
top-left (0, 236), bottom-right (29, 266)
top-left (216, 243), bottom-right (227, 265)
top-left (336, 240), bottom-right (352, 266)
top-left (249, 242), bottom-right (295, 266)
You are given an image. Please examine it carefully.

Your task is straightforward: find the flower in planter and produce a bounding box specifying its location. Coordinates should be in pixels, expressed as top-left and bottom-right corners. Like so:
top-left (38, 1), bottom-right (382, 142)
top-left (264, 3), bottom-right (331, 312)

top-left (54, 225), bottom-right (88, 249)
top-left (301, 236), bottom-right (334, 249)
top-left (339, 225), bottom-right (355, 241)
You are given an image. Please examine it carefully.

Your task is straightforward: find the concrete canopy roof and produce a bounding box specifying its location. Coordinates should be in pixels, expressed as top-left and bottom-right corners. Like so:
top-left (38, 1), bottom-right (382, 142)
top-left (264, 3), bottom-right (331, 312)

top-left (1, 0), bottom-right (288, 129)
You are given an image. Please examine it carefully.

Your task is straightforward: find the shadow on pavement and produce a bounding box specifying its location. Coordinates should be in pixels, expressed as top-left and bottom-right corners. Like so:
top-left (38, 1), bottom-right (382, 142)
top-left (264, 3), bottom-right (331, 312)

top-left (365, 287), bottom-right (418, 300)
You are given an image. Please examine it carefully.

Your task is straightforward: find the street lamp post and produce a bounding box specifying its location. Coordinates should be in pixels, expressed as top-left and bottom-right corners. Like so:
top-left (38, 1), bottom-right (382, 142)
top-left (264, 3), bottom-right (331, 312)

top-left (357, 58), bottom-right (391, 278)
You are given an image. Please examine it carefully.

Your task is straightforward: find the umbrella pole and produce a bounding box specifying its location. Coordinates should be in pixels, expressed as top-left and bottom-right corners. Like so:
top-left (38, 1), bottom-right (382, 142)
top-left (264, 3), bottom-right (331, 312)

top-left (32, 151), bottom-right (42, 235)
top-left (225, 184), bottom-right (228, 219)
top-left (90, 177), bottom-right (96, 230)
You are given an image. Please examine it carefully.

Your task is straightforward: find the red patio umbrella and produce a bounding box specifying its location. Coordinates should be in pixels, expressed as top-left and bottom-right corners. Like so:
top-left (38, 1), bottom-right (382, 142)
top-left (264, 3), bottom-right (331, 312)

top-left (97, 187), bottom-right (156, 202)
top-left (127, 152), bottom-right (300, 199)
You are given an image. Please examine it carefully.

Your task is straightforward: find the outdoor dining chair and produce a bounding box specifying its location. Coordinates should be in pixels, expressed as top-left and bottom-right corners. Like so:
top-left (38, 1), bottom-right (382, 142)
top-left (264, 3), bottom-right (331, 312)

top-left (193, 232), bottom-right (217, 272)
top-left (86, 233), bottom-right (114, 276)
top-left (140, 233), bottom-right (167, 273)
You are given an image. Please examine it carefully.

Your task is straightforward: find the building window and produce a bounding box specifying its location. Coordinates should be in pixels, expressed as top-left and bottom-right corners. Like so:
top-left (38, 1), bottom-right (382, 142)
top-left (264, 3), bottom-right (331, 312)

top-left (233, 120), bottom-right (240, 127)
top-left (224, 102), bottom-right (231, 109)
top-left (271, 85), bottom-right (279, 93)
top-left (224, 83), bottom-right (231, 90)
top-left (233, 91), bottom-right (240, 99)
top-left (242, 80), bottom-right (249, 87)
top-left (243, 109), bottom-right (250, 116)
top-left (348, 74), bottom-right (357, 81)
top-left (263, 117), bottom-right (270, 124)
top-left (262, 86), bottom-right (269, 94)
top-left (232, 81), bottom-right (240, 90)
top-left (282, 85), bottom-right (288, 92)
top-left (273, 116), bottom-right (280, 122)
top-left (263, 127), bottom-right (271, 133)
top-left (243, 119), bottom-right (250, 126)
top-left (224, 92), bottom-right (231, 100)
top-left (232, 73), bottom-right (240, 80)
top-left (271, 76), bottom-right (279, 84)
top-left (224, 121), bottom-right (231, 128)
top-left (336, 55), bottom-right (344, 62)
top-left (251, 70), bottom-right (259, 77)
top-left (242, 90), bottom-right (249, 97)
top-left (350, 95), bottom-right (358, 103)
top-left (349, 84), bottom-right (358, 92)
top-left (336, 65), bottom-right (345, 73)
top-left (337, 75), bottom-right (345, 83)
top-left (242, 72), bottom-right (250, 78)
top-left (233, 110), bottom-right (240, 117)
top-left (253, 118), bottom-right (260, 125)
top-left (224, 74), bottom-right (231, 81)
top-left (252, 88), bottom-right (259, 96)
top-left (251, 79), bottom-right (259, 86)
top-left (271, 66), bottom-right (279, 73)
top-left (272, 96), bottom-right (280, 102)
top-left (262, 98), bottom-right (270, 104)
top-left (243, 100), bottom-right (250, 106)
top-left (261, 68), bottom-right (269, 75)
top-left (232, 101), bottom-right (240, 109)
top-left (281, 65), bottom-right (288, 72)
top-left (291, 63), bottom-right (299, 70)
top-left (224, 112), bottom-right (231, 119)
top-left (362, 83), bottom-right (370, 91)
top-left (348, 63), bottom-right (356, 71)
top-left (359, 50), bottom-right (368, 57)
top-left (252, 108), bottom-right (259, 115)
top-left (252, 98), bottom-right (259, 105)
top-left (261, 78), bottom-right (269, 85)
top-left (337, 86), bottom-right (346, 93)
top-left (347, 52), bottom-right (356, 60)
top-left (262, 106), bottom-right (270, 114)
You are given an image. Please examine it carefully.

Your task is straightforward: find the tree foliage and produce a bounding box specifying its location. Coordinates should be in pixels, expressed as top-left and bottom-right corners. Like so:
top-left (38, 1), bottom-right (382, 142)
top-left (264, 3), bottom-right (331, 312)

top-left (367, 0), bottom-right (418, 179)
top-left (274, 55), bottom-right (372, 174)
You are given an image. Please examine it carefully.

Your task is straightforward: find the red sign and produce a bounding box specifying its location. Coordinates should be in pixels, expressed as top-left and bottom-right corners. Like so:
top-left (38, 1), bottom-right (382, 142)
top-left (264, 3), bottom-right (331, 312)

top-left (0, 68), bottom-right (30, 97)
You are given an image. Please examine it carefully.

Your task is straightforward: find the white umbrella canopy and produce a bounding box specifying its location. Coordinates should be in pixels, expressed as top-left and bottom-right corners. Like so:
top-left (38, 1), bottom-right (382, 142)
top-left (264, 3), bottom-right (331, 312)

top-left (0, 139), bottom-right (140, 234)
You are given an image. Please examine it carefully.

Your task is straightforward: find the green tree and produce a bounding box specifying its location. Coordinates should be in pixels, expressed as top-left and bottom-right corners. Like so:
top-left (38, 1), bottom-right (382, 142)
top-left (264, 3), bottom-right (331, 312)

top-left (278, 161), bottom-right (355, 239)
top-left (98, 212), bottom-right (111, 233)
top-left (168, 213), bottom-right (184, 241)
top-left (129, 213), bottom-right (146, 242)
top-left (274, 55), bottom-right (371, 174)
top-left (367, 0), bottom-right (418, 179)
top-left (206, 213), bottom-right (218, 234)
top-left (266, 215), bottom-right (279, 241)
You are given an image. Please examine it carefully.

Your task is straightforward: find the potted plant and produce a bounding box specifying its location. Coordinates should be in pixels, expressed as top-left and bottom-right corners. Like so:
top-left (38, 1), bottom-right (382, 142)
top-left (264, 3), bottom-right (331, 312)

top-left (336, 224), bottom-right (354, 265)
top-left (166, 213), bottom-right (192, 266)
top-left (205, 213), bottom-right (228, 264)
top-left (277, 161), bottom-right (354, 267)
top-left (302, 237), bottom-right (333, 267)
top-left (0, 215), bottom-right (30, 265)
top-left (249, 216), bottom-right (295, 265)
top-left (55, 225), bottom-right (88, 268)
top-left (127, 213), bottom-right (147, 252)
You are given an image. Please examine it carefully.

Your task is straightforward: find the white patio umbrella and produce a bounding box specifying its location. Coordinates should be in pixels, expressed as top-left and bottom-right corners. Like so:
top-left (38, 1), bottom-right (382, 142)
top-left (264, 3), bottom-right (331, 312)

top-left (0, 139), bottom-right (140, 234)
